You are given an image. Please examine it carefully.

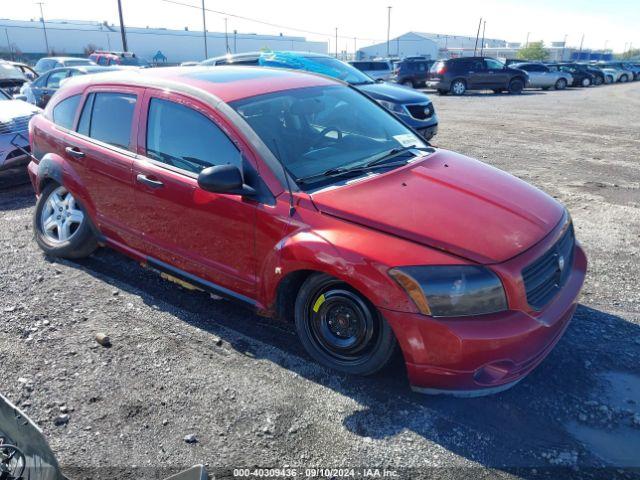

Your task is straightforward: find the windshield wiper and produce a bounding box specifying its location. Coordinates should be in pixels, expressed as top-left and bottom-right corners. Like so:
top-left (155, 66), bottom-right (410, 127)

top-left (363, 145), bottom-right (433, 168)
top-left (296, 160), bottom-right (411, 185)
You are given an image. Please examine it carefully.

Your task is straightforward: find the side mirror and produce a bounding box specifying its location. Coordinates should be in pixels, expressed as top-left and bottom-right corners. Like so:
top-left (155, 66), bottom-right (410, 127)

top-left (197, 164), bottom-right (256, 196)
top-left (375, 78), bottom-right (385, 83)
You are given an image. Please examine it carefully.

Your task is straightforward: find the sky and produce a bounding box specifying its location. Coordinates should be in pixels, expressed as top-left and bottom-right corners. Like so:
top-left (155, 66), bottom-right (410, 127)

top-left (2, 0), bottom-right (639, 53)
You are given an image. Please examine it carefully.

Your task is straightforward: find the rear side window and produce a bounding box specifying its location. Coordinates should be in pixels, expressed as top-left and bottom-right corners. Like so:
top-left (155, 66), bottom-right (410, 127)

top-left (52, 94), bottom-right (81, 130)
top-left (77, 92), bottom-right (136, 150)
top-left (145, 98), bottom-right (241, 174)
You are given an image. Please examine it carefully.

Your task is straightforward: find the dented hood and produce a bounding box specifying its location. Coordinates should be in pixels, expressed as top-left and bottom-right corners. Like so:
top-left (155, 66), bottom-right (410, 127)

top-left (311, 150), bottom-right (565, 264)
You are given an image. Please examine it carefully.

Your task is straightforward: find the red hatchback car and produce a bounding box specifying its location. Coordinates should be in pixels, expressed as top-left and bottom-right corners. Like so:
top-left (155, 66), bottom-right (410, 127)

top-left (27, 67), bottom-right (587, 396)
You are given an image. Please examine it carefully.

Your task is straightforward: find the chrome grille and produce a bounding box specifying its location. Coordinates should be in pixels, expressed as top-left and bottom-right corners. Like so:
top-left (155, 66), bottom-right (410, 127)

top-left (0, 115), bottom-right (32, 135)
top-left (522, 223), bottom-right (575, 310)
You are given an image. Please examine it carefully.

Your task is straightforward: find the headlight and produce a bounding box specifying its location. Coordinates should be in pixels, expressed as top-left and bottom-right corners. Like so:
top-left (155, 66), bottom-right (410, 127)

top-left (377, 100), bottom-right (406, 115)
top-left (388, 266), bottom-right (508, 317)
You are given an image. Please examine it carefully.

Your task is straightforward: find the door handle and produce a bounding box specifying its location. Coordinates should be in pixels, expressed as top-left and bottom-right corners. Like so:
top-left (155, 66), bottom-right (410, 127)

top-left (136, 173), bottom-right (164, 189)
top-left (65, 146), bottom-right (85, 159)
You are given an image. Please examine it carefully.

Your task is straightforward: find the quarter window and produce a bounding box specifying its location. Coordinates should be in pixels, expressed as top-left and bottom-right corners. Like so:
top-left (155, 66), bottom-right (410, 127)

top-left (146, 98), bottom-right (241, 174)
top-left (52, 94), bottom-right (81, 130)
top-left (77, 92), bottom-right (136, 150)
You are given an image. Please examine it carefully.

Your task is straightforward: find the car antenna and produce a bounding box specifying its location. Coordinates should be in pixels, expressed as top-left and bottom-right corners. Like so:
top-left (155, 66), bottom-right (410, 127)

top-left (271, 139), bottom-right (296, 217)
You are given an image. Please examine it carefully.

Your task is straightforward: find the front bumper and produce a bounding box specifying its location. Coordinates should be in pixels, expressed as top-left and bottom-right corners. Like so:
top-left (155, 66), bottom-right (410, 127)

top-left (381, 244), bottom-right (587, 396)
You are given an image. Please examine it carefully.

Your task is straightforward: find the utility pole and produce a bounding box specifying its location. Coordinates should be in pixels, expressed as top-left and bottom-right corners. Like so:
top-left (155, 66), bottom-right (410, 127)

top-left (234, 30), bottom-right (237, 53)
top-left (224, 18), bottom-right (229, 53)
top-left (474, 17), bottom-right (482, 55)
top-left (578, 34), bottom-right (584, 53)
top-left (35, 2), bottom-right (50, 54)
top-left (525, 31), bottom-right (530, 47)
top-left (116, 0), bottom-right (128, 52)
top-left (480, 20), bottom-right (486, 55)
top-left (5, 29), bottom-right (13, 61)
top-left (201, 0), bottom-right (208, 58)
top-left (386, 6), bottom-right (392, 57)
top-left (353, 37), bottom-right (357, 60)
top-left (335, 27), bottom-right (338, 58)
top-left (561, 34), bottom-right (567, 60)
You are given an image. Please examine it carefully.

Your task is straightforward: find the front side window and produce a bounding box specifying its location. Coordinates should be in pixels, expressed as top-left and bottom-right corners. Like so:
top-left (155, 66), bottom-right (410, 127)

top-left (230, 85), bottom-right (428, 189)
top-left (47, 70), bottom-right (69, 88)
top-left (52, 94), bottom-right (81, 129)
top-left (78, 92), bottom-right (136, 150)
top-left (146, 98), bottom-right (241, 174)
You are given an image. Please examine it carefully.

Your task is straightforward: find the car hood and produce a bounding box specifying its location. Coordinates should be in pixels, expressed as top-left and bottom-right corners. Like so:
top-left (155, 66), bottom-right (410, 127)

top-left (0, 100), bottom-right (40, 123)
top-left (358, 82), bottom-right (431, 104)
top-left (310, 149), bottom-right (565, 264)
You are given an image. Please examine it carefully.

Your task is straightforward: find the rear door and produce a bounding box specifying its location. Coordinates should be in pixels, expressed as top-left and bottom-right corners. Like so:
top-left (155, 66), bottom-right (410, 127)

top-left (465, 59), bottom-right (487, 88)
top-left (63, 87), bottom-right (142, 244)
top-left (483, 58), bottom-right (510, 88)
top-left (130, 89), bottom-right (258, 299)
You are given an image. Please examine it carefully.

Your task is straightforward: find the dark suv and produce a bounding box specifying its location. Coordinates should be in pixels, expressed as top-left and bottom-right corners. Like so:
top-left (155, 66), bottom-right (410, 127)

top-left (391, 58), bottom-right (434, 88)
top-left (426, 57), bottom-right (528, 95)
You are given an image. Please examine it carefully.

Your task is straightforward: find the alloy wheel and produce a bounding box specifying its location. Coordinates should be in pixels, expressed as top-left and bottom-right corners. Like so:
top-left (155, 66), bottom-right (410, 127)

top-left (40, 186), bottom-right (84, 244)
top-left (451, 80), bottom-right (465, 95)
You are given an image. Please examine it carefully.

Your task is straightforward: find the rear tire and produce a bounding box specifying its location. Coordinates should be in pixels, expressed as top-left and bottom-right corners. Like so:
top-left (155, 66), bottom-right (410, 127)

top-left (606, 75), bottom-right (614, 84)
top-left (294, 273), bottom-right (396, 376)
top-left (508, 78), bottom-right (524, 94)
top-left (554, 78), bottom-right (567, 90)
top-left (450, 79), bottom-right (466, 95)
top-left (581, 77), bottom-right (592, 87)
top-left (619, 74), bottom-right (628, 83)
top-left (34, 182), bottom-right (98, 259)
top-left (594, 76), bottom-right (603, 86)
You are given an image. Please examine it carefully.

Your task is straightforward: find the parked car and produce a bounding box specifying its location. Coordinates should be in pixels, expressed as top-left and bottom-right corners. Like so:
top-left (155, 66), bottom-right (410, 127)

top-left (427, 57), bottom-right (529, 95)
top-left (89, 51), bottom-right (150, 67)
top-left (20, 65), bottom-right (115, 108)
top-left (391, 58), bottom-right (435, 88)
top-left (0, 88), bottom-right (41, 171)
top-left (510, 62), bottom-right (572, 90)
top-left (0, 61), bottom-right (31, 96)
top-left (7, 61), bottom-right (38, 81)
top-left (551, 64), bottom-right (596, 87)
top-left (596, 62), bottom-right (636, 82)
top-left (27, 67), bottom-right (586, 396)
top-left (202, 51), bottom-right (438, 140)
top-left (349, 60), bottom-right (394, 81)
top-left (34, 56), bottom-right (95, 74)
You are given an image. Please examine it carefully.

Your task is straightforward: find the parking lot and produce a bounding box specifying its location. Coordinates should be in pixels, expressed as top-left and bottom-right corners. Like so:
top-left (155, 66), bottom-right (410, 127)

top-left (1, 80), bottom-right (639, 479)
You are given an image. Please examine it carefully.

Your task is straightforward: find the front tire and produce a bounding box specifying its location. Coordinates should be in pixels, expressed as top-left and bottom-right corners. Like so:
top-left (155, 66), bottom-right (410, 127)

top-left (294, 274), bottom-right (396, 376)
top-left (554, 78), bottom-right (567, 90)
top-left (619, 74), bottom-right (628, 83)
top-left (594, 76), bottom-right (603, 86)
top-left (34, 182), bottom-right (97, 259)
top-left (581, 77), bottom-right (592, 87)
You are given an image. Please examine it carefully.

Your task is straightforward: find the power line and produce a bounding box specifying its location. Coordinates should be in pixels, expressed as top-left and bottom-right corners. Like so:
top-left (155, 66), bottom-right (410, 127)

top-left (159, 0), bottom-right (385, 43)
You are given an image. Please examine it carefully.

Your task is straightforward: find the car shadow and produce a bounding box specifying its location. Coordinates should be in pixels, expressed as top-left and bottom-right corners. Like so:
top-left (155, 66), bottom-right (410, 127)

top-left (0, 174), bottom-right (35, 211)
top-left (58, 248), bottom-right (640, 477)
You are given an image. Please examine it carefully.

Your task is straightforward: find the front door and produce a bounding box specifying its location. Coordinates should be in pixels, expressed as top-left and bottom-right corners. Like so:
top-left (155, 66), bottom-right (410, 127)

top-left (130, 90), bottom-right (258, 300)
top-left (483, 58), bottom-right (510, 88)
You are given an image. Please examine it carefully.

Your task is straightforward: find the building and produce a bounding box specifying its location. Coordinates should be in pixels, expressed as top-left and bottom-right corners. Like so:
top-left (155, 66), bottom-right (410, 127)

top-left (356, 31), bottom-right (506, 60)
top-left (0, 18), bottom-right (327, 64)
top-left (447, 45), bottom-right (613, 62)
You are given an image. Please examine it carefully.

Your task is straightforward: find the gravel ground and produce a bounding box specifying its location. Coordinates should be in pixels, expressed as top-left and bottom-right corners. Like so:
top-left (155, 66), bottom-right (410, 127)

top-left (1, 81), bottom-right (640, 480)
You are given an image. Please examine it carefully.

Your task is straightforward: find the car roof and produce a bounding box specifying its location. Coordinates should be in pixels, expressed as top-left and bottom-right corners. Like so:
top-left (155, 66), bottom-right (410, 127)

top-left (62, 66), bottom-right (338, 103)
top-left (205, 51), bottom-right (332, 63)
top-left (38, 56), bottom-right (88, 62)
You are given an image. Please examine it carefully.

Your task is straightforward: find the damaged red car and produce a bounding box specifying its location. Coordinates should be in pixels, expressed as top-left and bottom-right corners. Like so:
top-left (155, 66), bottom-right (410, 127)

top-left (27, 67), bottom-right (587, 396)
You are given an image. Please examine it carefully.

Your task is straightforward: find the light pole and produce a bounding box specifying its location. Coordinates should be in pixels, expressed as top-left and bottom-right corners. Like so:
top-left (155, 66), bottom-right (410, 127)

top-left (353, 37), bottom-right (357, 60)
top-left (5, 29), bottom-right (13, 61)
top-left (561, 34), bottom-right (567, 60)
top-left (35, 2), bottom-right (49, 54)
top-left (386, 6), bottom-right (391, 57)
top-left (480, 20), bottom-right (486, 56)
top-left (116, 0), bottom-right (128, 52)
top-left (201, 0), bottom-right (208, 58)
top-left (335, 27), bottom-right (338, 58)
top-left (474, 17), bottom-right (482, 55)
top-left (525, 31), bottom-right (530, 47)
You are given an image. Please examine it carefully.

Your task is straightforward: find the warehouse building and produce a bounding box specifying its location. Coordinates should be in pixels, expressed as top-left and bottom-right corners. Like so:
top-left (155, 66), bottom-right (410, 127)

top-left (0, 18), bottom-right (327, 64)
top-left (356, 31), bottom-right (506, 60)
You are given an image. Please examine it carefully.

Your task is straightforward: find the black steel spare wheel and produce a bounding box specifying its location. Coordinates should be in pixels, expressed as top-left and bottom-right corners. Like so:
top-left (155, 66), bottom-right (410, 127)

top-left (295, 274), bottom-right (396, 375)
